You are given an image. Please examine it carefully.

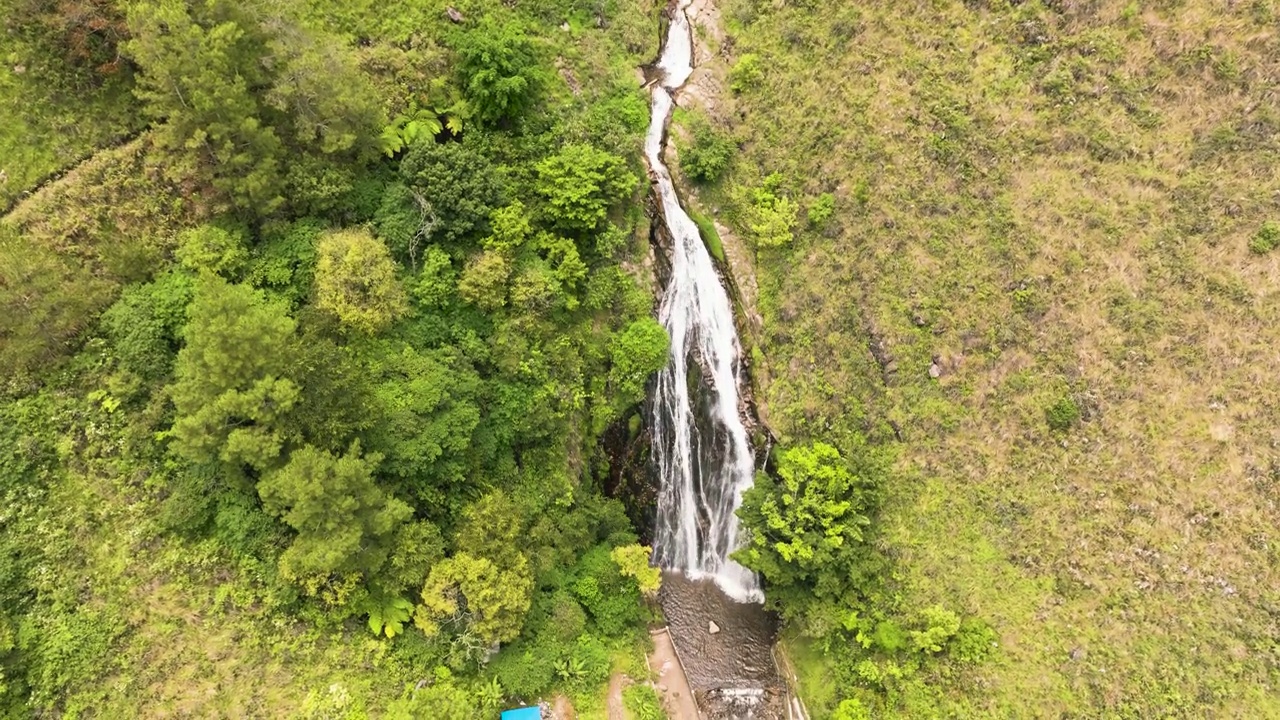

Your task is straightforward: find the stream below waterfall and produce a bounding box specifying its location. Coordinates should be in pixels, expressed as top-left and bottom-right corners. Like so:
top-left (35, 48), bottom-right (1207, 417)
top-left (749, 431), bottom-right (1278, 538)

top-left (643, 2), bottom-right (784, 718)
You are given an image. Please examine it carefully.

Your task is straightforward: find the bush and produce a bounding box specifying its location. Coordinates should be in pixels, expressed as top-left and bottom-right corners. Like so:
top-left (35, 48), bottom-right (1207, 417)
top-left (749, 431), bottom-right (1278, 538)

top-left (832, 698), bottom-right (872, 720)
top-left (1249, 220), bottom-right (1280, 254)
top-left (807, 193), bottom-right (835, 228)
top-left (535, 144), bottom-right (637, 232)
top-left (489, 640), bottom-right (557, 699)
top-left (622, 683), bottom-right (667, 720)
top-left (747, 174), bottom-right (799, 249)
top-left (680, 121), bottom-right (734, 183)
top-left (571, 545), bottom-right (644, 637)
top-left (453, 19), bottom-right (542, 126)
top-left (729, 53), bottom-right (764, 93)
top-left (1045, 395), bottom-right (1081, 432)
top-left (910, 606), bottom-right (960, 654)
top-left (950, 618), bottom-right (998, 665)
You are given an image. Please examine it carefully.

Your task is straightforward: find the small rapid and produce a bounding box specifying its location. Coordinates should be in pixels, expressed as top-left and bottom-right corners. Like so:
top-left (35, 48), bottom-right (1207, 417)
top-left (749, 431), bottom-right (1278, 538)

top-left (645, 1), bottom-right (762, 605)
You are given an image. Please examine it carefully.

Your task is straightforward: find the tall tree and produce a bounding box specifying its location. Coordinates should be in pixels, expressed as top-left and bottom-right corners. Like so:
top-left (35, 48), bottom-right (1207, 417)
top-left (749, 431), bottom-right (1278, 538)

top-left (313, 229), bottom-right (407, 334)
top-left (258, 443), bottom-right (412, 594)
top-left (535, 144), bottom-right (636, 232)
top-left (169, 276), bottom-right (298, 469)
top-left (125, 0), bottom-right (284, 213)
top-left (414, 552), bottom-right (533, 646)
top-left (733, 442), bottom-right (879, 627)
top-left (396, 142), bottom-right (504, 246)
top-left (453, 18), bottom-right (541, 126)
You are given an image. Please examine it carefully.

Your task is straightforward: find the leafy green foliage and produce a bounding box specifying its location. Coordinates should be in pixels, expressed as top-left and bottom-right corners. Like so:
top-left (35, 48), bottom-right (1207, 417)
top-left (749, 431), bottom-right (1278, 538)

top-left (0, 230), bottom-right (113, 381)
top-left (832, 698), bottom-right (872, 720)
top-left (364, 343), bottom-right (481, 502)
top-left (314, 229), bottom-right (408, 334)
top-left (453, 18), bottom-right (541, 126)
top-left (101, 270), bottom-right (195, 382)
top-left (734, 443), bottom-right (877, 630)
top-left (124, 0), bottom-right (286, 213)
top-left (364, 593), bottom-right (414, 638)
top-left (169, 277), bottom-right (299, 469)
top-left (728, 53), bottom-right (764, 93)
top-left (398, 141), bottom-right (505, 246)
top-left (175, 225), bottom-right (250, 278)
top-left (807, 192), bottom-right (835, 228)
top-left (258, 443), bottom-right (411, 600)
top-left (909, 605), bottom-right (960, 654)
top-left (246, 218), bottom-right (324, 304)
top-left (623, 683), bottom-right (667, 720)
top-left (0, 0), bottom-right (664, 714)
top-left (535, 143), bottom-right (637, 232)
top-left (1249, 219), bottom-right (1280, 254)
top-left (415, 552), bottom-right (534, 645)
top-left (950, 618), bottom-right (998, 665)
top-left (1045, 395), bottom-right (1081, 432)
top-left (124, 0), bottom-right (381, 214)
top-left (608, 318), bottom-right (669, 409)
top-left (746, 173), bottom-right (799, 249)
top-left (610, 544), bottom-right (661, 597)
top-left (571, 544), bottom-right (643, 637)
top-left (680, 119), bottom-right (735, 183)
top-left (383, 667), bottom-right (482, 720)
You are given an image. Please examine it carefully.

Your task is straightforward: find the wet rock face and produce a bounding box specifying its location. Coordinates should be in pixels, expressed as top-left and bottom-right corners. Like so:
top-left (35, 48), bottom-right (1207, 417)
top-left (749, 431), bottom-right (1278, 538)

top-left (659, 572), bottom-right (786, 719)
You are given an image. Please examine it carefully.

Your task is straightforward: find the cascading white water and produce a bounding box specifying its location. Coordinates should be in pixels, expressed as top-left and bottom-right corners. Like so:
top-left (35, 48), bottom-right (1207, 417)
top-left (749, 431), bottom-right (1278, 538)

top-left (646, 2), bottom-right (763, 605)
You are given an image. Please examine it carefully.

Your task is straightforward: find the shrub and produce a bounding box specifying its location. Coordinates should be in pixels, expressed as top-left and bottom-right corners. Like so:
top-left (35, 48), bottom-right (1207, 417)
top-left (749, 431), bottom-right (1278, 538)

top-left (622, 683), bottom-right (667, 720)
top-left (1249, 220), bottom-right (1280, 254)
top-left (950, 618), bottom-right (998, 665)
top-left (807, 192), bottom-right (835, 228)
top-left (729, 53), bottom-right (764, 93)
top-left (489, 641), bottom-right (556, 699)
top-left (832, 698), bottom-right (872, 720)
top-left (871, 620), bottom-right (908, 653)
top-left (453, 19), bottom-right (542, 126)
top-left (1045, 395), bottom-right (1081, 432)
top-left (747, 174), bottom-right (798, 249)
top-left (910, 606), bottom-right (960, 654)
top-left (680, 122), bottom-right (734, 183)
top-left (535, 144), bottom-right (637, 232)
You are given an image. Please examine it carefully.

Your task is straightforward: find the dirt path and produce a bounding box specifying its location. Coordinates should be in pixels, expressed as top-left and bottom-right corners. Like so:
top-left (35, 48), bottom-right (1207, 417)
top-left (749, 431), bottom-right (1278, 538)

top-left (606, 673), bottom-right (627, 720)
top-left (648, 628), bottom-right (701, 720)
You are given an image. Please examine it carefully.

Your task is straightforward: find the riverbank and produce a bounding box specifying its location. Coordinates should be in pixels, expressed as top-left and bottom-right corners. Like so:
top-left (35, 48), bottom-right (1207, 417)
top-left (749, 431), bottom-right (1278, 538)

top-left (648, 627), bottom-right (700, 720)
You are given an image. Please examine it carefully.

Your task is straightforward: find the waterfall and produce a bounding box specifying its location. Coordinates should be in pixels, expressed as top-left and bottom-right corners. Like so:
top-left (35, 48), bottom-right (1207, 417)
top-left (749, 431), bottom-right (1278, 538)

top-left (645, 2), bottom-right (764, 605)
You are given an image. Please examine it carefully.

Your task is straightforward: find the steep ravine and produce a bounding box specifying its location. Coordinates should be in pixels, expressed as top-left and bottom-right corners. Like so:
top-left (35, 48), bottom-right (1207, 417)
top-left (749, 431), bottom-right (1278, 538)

top-left (641, 1), bottom-right (787, 718)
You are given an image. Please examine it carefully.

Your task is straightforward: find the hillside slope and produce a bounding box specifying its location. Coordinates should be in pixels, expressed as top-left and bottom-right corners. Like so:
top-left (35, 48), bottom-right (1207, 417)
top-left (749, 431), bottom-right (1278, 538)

top-left (697, 0), bottom-right (1280, 716)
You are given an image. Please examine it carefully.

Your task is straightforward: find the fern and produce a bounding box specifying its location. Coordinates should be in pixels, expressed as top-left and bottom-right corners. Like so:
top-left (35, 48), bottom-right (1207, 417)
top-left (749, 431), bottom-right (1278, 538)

top-left (364, 594), bottom-right (414, 638)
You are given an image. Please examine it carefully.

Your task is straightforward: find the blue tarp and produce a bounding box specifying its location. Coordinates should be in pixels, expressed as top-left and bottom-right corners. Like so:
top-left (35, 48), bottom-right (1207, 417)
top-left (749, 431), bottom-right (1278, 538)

top-left (500, 707), bottom-right (541, 720)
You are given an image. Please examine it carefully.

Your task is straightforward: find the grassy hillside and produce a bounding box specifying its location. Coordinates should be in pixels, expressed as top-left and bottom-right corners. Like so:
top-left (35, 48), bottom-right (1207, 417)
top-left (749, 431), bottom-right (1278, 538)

top-left (692, 0), bottom-right (1280, 716)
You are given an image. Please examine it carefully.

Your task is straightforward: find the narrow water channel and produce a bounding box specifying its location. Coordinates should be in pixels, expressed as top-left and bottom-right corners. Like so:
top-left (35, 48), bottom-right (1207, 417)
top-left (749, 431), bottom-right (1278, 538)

top-left (643, 3), bottom-right (784, 717)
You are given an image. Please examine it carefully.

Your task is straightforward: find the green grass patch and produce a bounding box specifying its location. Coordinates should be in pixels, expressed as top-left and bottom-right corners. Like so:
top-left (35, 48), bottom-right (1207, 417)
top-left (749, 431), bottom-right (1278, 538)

top-left (686, 204), bottom-right (725, 263)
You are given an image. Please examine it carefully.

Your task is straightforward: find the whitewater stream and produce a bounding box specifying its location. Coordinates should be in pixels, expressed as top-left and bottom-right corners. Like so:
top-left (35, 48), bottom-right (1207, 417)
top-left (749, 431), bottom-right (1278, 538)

top-left (643, 3), bottom-right (784, 717)
top-left (646, 0), bottom-right (761, 607)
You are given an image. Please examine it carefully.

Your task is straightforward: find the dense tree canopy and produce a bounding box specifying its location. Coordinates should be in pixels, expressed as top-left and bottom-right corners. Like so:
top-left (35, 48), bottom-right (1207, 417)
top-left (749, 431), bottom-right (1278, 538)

top-left (452, 18), bottom-right (542, 126)
top-left (0, 0), bottom-right (676, 715)
top-left (168, 277), bottom-right (299, 469)
top-left (535, 143), bottom-right (637, 232)
top-left (258, 443), bottom-right (412, 593)
top-left (734, 442), bottom-right (877, 629)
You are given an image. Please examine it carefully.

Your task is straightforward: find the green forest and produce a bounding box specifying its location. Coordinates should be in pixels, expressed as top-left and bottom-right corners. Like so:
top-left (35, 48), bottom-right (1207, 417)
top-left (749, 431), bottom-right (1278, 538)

top-left (3, 0), bottom-right (1280, 718)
